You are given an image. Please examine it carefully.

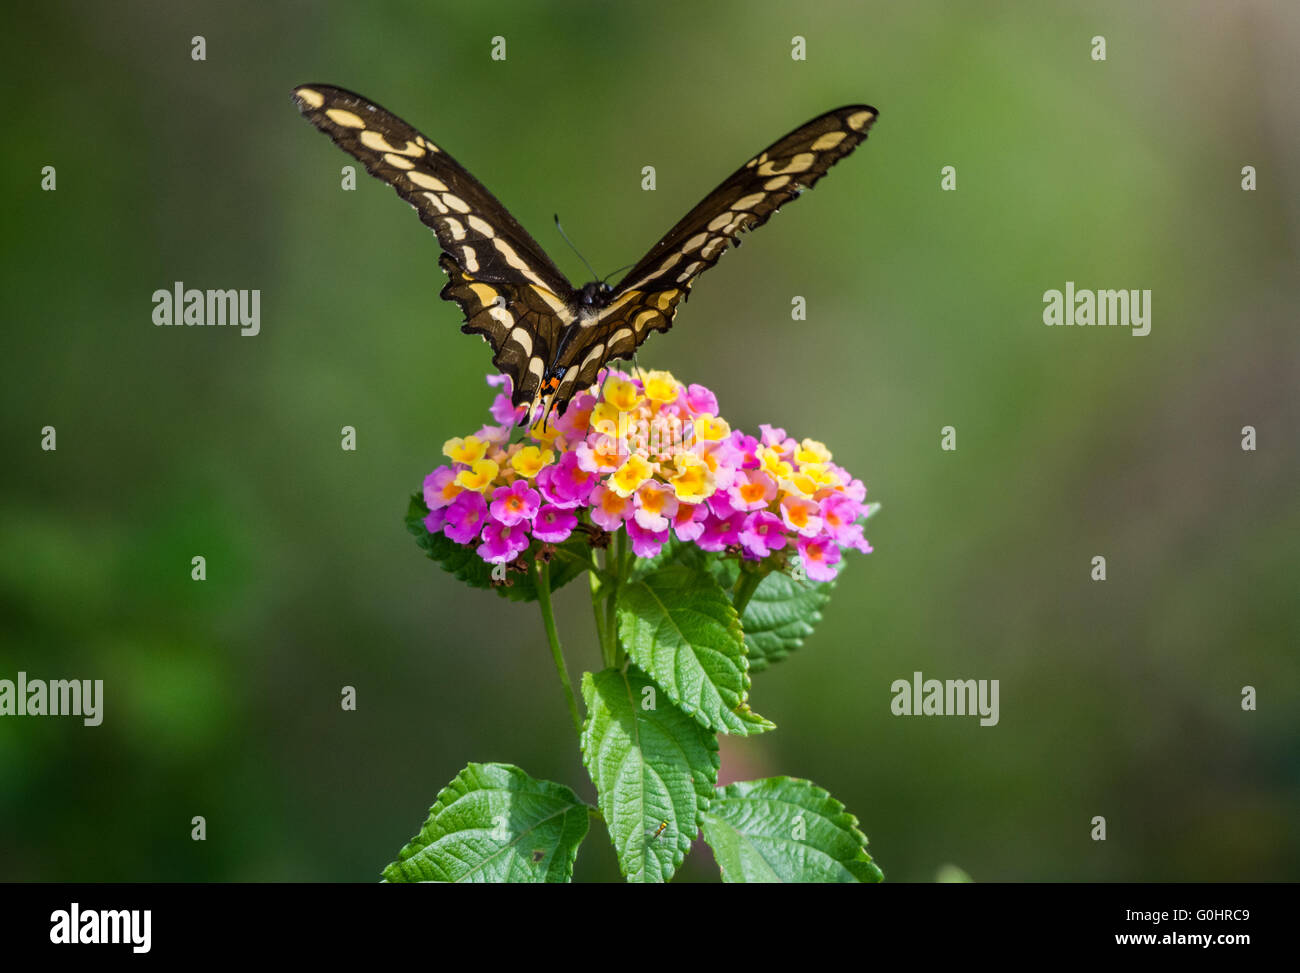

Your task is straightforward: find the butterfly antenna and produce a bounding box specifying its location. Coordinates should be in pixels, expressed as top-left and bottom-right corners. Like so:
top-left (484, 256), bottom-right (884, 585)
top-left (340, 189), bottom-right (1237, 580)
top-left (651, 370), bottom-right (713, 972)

top-left (601, 262), bottom-right (635, 285)
top-left (553, 214), bottom-right (601, 283)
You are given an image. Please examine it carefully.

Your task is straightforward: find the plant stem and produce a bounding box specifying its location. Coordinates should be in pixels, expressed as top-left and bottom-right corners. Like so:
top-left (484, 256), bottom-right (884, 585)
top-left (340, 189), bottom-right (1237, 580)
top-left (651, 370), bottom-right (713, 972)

top-left (732, 566), bottom-right (765, 616)
top-left (537, 558), bottom-right (583, 738)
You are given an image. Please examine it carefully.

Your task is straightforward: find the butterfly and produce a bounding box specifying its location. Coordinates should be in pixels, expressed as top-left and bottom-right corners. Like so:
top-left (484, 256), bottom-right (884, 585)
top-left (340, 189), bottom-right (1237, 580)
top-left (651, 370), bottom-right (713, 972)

top-left (292, 84), bottom-right (877, 426)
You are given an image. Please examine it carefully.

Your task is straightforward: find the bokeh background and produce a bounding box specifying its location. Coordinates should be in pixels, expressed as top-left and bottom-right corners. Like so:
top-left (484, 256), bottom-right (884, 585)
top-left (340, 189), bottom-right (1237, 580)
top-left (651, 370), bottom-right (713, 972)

top-left (2, 0), bottom-right (1296, 882)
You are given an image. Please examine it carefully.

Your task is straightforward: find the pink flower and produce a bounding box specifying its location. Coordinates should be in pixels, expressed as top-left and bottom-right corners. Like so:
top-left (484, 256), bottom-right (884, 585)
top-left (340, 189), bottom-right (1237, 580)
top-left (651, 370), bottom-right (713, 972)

top-left (553, 392), bottom-right (596, 440)
top-left (838, 522), bottom-right (874, 554)
top-left (727, 469), bottom-right (777, 512)
top-left (490, 480), bottom-right (540, 526)
top-left (424, 508), bottom-right (447, 534)
top-left (537, 451), bottom-right (596, 508)
top-left (533, 504), bottom-right (577, 543)
top-left (443, 491), bottom-right (489, 544)
top-left (626, 518), bottom-right (670, 558)
top-left (423, 466), bottom-right (462, 510)
top-left (476, 422), bottom-right (511, 447)
top-left (820, 493), bottom-right (862, 541)
top-left (728, 431), bottom-right (761, 469)
top-left (739, 510), bottom-right (788, 559)
top-left (684, 383), bottom-right (718, 416)
top-left (797, 535), bottom-right (843, 582)
top-left (589, 484), bottom-right (631, 531)
top-left (780, 495), bottom-right (824, 537)
top-left (633, 480), bottom-right (679, 532)
top-left (479, 518), bottom-right (530, 563)
top-left (672, 502), bottom-right (709, 542)
top-left (698, 513), bottom-right (743, 552)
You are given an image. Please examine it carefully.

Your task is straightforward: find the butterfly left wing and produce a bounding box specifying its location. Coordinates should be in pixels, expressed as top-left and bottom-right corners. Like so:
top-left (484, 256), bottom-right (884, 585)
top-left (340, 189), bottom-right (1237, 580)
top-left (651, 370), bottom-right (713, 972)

top-left (291, 84), bottom-right (576, 413)
top-left (545, 105), bottom-right (878, 409)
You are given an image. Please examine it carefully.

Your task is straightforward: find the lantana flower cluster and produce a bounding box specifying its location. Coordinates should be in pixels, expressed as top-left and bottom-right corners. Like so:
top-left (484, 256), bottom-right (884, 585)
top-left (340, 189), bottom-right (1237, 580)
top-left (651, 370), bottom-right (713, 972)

top-left (421, 369), bottom-right (873, 581)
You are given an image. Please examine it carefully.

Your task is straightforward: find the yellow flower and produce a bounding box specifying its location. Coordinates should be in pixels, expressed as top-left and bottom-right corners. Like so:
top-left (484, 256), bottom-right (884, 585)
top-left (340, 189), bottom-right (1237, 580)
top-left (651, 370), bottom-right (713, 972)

top-left (779, 472), bottom-right (819, 498)
top-left (443, 435), bottom-right (488, 465)
top-left (796, 438), bottom-right (833, 465)
top-left (454, 458), bottom-right (500, 493)
top-left (590, 401), bottom-right (622, 435)
top-left (759, 445), bottom-right (793, 480)
top-left (510, 444), bottom-right (555, 478)
top-left (692, 413), bottom-right (730, 442)
top-left (800, 462), bottom-right (837, 486)
top-left (668, 453), bottom-right (715, 503)
top-left (641, 369), bottom-right (681, 403)
top-left (603, 375), bottom-right (643, 412)
top-left (609, 454), bottom-right (655, 498)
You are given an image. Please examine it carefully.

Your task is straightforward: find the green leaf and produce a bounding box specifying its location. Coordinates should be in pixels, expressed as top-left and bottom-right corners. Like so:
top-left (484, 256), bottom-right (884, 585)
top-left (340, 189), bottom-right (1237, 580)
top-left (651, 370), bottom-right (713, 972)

top-left (629, 534), bottom-right (740, 589)
top-left (381, 762), bottom-right (592, 883)
top-left (740, 570), bottom-right (835, 672)
top-left (406, 494), bottom-right (589, 602)
top-left (700, 776), bottom-right (883, 883)
top-left (580, 666), bottom-right (719, 883)
top-left (617, 564), bottom-right (773, 736)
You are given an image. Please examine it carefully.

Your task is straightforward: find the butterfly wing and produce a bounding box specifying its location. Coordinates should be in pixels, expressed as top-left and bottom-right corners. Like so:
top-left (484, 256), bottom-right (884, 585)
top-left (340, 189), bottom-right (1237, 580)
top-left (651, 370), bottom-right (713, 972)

top-left (292, 84), bottom-right (576, 410)
top-left (547, 105), bottom-right (878, 407)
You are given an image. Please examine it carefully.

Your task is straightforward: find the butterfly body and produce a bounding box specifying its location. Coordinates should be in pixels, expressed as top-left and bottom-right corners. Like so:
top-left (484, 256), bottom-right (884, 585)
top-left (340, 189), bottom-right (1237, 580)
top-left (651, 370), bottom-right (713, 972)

top-left (292, 84), bottom-right (877, 424)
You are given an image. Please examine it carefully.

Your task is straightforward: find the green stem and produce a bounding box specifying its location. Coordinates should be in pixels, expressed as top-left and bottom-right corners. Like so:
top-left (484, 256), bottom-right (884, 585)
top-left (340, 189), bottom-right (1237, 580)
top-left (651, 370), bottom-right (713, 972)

top-left (537, 558), bottom-right (583, 738)
top-left (732, 566), bottom-right (765, 616)
top-left (610, 528), bottom-right (629, 667)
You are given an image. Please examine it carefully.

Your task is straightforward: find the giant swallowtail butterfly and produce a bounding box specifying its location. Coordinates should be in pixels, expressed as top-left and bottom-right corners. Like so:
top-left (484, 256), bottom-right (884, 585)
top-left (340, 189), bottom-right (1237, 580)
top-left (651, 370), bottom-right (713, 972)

top-left (292, 84), bottom-right (877, 424)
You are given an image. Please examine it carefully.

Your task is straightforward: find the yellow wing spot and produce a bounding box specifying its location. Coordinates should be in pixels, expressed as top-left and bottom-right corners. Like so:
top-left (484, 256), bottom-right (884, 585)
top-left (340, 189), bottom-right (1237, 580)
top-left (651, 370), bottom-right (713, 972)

top-left (359, 130), bottom-right (424, 156)
top-left (421, 191), bottom-right (449, 214)
top-left (811, 130), bottom-right (848, 151)
top-left (732, 191), bottom-right (765, 211)
top-left (846, 110), bottom-right (874, 131)
top-left (443, 217), bottom-right (467, 241)
top-left (701, 238), bottom-right (727, 260)
top-left (529, 285), bottom-right (570, 315)
top-left (296, 87), bottom-right (325, 109)
top-left (467, 214), bottom-right (495, 237)
top-left (654, 290), bottom-right (679, 311)
top-left (707, 211), bottom-right (734, 232)
top-left (442, 193), bottom-right (471, 214)
top-left (326, 108), bottom-right (366, 129)
top-left (655, 251), bottom-right (682, 275)
top-left (682, 232), bottom-right (708, 252)
top-left (463, 246), bottom-right (480, 273)
top-left (601, 289), bottom-right (642, 315)
top-left (745, 151), bottom-right (769, 169)
top-left (757, 153), bottom-right (815, 177)
top-left (633, 309), bottom-right (661, 331)
top-left (384, 153), bottom-right (415, 170)
top-left (505, 326), bottom-right (532, 356)
top-left (763, 175), bottom-right (791, 191)
top-left (415, 136), bottom-right (440, 153)
top-left (468, 283), bottom-right (498, 306)
top-left (407, 171), bottom-right (449, 192)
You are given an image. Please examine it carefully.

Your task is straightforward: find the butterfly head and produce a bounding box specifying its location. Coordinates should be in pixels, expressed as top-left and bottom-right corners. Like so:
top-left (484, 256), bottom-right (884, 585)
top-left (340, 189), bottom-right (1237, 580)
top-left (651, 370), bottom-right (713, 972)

top-left (578, 281), bottom-right (612, 308)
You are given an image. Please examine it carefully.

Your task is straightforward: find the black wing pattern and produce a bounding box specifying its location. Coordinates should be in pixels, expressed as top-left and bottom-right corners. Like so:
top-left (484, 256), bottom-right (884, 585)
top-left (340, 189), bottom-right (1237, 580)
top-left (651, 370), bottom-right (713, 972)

top-left (543, 105), bottom-right (878, 410)
top-left (293, 84), bottom-right (877, 422)
top-left (291, 84), bottom-right (576, 410)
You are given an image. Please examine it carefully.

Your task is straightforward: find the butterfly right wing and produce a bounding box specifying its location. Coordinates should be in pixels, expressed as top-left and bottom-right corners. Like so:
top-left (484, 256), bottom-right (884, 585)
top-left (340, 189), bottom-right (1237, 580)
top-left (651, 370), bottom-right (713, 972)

top-left (292, 84), bottom-right (576, 409)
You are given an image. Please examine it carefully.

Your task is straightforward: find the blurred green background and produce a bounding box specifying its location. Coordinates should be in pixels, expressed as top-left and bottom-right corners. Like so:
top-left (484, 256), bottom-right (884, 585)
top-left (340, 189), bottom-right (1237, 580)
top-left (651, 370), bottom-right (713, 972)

top-left (2, 0), bottom-right (1297, 881)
